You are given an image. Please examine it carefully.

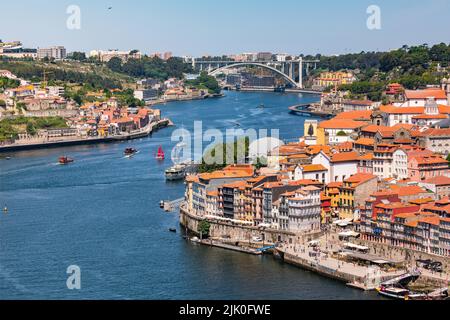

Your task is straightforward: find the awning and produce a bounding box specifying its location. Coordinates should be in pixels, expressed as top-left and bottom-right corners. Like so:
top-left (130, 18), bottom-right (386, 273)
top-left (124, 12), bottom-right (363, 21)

top-left (343, 242), bottom-right (369, 251)
top-left (339, 231), bottom-right (360, 238)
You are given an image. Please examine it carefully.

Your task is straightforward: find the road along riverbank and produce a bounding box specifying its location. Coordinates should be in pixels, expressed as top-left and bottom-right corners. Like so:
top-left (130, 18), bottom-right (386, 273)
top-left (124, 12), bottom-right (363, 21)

top-left (180, 206), bottom-right (448, 292)
top-left (0, 118), bottom-right (172, 153)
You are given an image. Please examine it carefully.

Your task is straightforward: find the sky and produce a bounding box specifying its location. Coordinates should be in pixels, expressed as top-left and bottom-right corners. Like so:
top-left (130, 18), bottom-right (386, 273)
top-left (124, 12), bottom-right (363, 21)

top-left (1, 0), bottom-right (450, 57)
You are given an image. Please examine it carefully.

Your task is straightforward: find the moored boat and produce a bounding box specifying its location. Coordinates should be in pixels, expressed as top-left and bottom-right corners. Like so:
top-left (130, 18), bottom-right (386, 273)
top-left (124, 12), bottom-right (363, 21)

top-left (376, 286), bottom-right (411, 299)
top-left (59, 156), bottom-right (74, 165)
top-left (165, 164), bottom-right (186, 181)
top-left (376, 285), bottom-right (427, 300)
top-left (164, 161), bottom-right (199, 181)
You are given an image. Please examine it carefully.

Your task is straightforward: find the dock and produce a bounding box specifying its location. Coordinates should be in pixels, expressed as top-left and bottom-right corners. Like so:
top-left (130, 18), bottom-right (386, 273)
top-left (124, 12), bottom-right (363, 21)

top-left (288, 104), bottom-right (334, 119)
top-left (192, 239), bottom-right (264, 255)
top-left (277, 246), bottom-right (405, 291)
top-left (161, 198), bottom-right (184, 212)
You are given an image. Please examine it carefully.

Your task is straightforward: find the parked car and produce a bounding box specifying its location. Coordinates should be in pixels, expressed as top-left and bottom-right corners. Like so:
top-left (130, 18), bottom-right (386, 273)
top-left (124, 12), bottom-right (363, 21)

top-left (252, 236), bottom-right (263, 242)
top-left (429, 262), bottom-right (443, 273)
top-left (416, 259), bottom-right (432, 268)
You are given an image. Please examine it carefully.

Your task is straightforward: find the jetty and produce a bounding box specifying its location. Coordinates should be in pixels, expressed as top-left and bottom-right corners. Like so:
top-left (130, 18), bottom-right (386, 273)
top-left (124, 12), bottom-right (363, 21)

top-left (193, 239), bottom-right (264, 255)
top-left (288, 104), bottom-right (334, 119)
top-left (161, 197), bottom-right (185, 212)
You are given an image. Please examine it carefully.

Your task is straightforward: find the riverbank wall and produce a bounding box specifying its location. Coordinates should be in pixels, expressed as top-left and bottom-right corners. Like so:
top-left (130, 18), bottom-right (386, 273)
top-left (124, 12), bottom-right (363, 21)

top-left (146, 93), bottom-right (224, 107)
top-left (0, 119), bottom-right (172, 153)
top-left (179, 206), bottom-right (321, 245)
top-left (180, 206), bottom-right (448, 290)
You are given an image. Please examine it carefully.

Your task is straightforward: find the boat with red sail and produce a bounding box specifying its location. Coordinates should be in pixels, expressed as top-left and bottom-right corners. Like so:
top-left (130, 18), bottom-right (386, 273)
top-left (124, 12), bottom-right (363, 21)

top-left (156, 145), bottom-right (165, 160)
top-left (59, 156), bottom-right (74, 165)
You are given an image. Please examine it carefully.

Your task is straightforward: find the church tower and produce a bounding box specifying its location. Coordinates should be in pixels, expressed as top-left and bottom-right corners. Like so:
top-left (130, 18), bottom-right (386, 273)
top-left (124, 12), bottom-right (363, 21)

top-left (424, 97), bottom-right (439, 115)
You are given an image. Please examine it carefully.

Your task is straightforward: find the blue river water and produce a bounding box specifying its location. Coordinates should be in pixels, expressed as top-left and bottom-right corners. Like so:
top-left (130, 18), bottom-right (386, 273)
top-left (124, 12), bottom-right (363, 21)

top-left (0, 91), bottom-right (379, 299)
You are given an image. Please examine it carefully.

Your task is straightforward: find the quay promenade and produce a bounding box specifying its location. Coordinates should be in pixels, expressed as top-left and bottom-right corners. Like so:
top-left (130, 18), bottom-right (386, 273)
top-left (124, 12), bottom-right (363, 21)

top-left (0, 118), bottom-right (172, 153)
top-left (179, 206), bottom-right (407, 291)
top-left (277, 244), bottom-right (404, 290)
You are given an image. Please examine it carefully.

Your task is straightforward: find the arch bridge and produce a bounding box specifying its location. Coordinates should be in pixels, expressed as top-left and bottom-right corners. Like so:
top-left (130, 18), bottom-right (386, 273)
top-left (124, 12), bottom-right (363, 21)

top-left (192, 58), bottom-right (319, 89)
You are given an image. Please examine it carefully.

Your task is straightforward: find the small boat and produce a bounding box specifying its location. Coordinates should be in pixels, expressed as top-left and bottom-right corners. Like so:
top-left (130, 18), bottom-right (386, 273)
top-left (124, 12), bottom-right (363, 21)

top-left (156, 145), bottom-right (165, 160)
top-left (376, 285), bottom-right (427, 300)
top-left (159, 200), bottom-right (165, 208)
top-left (5, 156), bottom-right (11, 160)
top-left (124, 148), bottom-right (138, 157)
top-left (191, 236), bottom-right (200, 243)
top-left (59, 156), bottom-right (74, 165)
top-left (257, 103), bottom-right (265, 109)
top-left (169, 228), bottom-right (177, 233)
top-left (376, 286), bottom-right (411, 299)
top-left (3, 206), bottom-right (7, 213)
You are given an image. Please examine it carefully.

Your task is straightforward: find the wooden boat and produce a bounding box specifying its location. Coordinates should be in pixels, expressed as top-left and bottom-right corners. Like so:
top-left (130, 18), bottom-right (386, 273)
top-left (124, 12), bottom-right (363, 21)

top-left (59, 156), bottom-right (74, 165)
top-left (124, 148), bottom-right (138, 157)
top-left (156, 145), bottom-right (165, 160)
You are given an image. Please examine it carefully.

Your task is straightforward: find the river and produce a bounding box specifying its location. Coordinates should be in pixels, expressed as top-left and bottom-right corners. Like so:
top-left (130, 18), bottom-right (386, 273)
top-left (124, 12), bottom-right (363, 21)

top-left (0, 91), bottom-right (379, 299)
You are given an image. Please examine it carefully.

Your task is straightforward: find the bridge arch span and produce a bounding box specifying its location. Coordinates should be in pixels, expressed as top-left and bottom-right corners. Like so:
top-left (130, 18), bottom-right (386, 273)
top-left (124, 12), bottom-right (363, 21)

top-left (208, 62), bottom-right (299, 88)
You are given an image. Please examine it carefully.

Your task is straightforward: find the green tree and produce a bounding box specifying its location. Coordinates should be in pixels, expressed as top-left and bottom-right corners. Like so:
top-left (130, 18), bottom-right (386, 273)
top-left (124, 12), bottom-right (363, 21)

top-left (68, 52), bottom-right (87, 61)
top-left (197, 220), bottom-right (211, 239)
top-left (107, 57), bottom-right (123, 73)
top-left (26, 122), bottom-right (36, 135)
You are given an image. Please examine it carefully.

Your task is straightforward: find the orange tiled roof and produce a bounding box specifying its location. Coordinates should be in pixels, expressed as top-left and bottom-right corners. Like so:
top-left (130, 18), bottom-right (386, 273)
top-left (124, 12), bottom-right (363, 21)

top-left (330, 151), bottom-right (359, 163)
top-left (389, 185), bottom-right (427, 197)
top-left (380, 105), bottom-right (424, 114)
top-left (419, 214), bottom-right (440, 226)
top-left (301, 164), bottom-right (327, 172)
top-left (422, 128), bottom-right (450, 137)
top-left (423, 176), bottom-right (450, 186)
top-left (358, 152), bottom-right (374, 160)
top-left (334, 110), bottom-right (373, 121)
top-left (404, 88), bottom-right (447, 100)
top-left (410, 155), bottom-right (448, 165)
top-left (318, 119), bottom-right (366, 130)
top-left (354, 137), bottom-right (375, 146)
top-left (344, 173), bottom-right (376, 186)
top-left (327, 182), bottom-right (343, 188)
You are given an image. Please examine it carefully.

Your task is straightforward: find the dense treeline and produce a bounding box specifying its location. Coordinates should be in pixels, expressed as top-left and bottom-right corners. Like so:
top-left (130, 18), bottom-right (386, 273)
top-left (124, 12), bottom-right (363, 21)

top-left (308, 43), bottom-right (450, 99)
top-left (0, 76), bottom-right (20, 90)
top-left (305, 43), bottom-right (450, 73)
top-left (199, 137), bottom-right (250, 173)
top-left (107, 56), bottom-right (192, 80)
top-left (185, 72), bottom-right (221, 94)
top-left (0, 59), bottom-right (122, 89)
top-left (0, 116), bottom-right (68, 141)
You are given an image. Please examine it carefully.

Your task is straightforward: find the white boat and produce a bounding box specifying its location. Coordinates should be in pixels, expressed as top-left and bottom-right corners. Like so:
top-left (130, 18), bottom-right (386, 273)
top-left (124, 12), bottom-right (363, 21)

top-left (376, 286), bottom-right (427, 300)
top-left (165, 164), bottom-right (186, 180)
top-left (376, 286), bottom-right (411, 299)
top-left (164, 161), bottom-right (199, 181)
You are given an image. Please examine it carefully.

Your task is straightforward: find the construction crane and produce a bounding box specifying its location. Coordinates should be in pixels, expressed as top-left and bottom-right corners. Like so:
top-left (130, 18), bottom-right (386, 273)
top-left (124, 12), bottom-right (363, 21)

top-left (42, 69), bottom-right (53, 88)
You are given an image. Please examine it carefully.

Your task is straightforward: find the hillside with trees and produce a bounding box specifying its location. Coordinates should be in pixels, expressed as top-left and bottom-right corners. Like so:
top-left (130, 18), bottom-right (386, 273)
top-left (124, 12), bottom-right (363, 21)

top-left (305, 43), bottom-right (450, 100)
